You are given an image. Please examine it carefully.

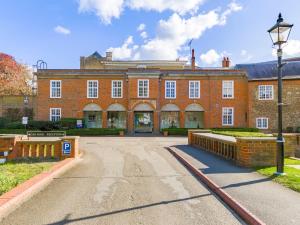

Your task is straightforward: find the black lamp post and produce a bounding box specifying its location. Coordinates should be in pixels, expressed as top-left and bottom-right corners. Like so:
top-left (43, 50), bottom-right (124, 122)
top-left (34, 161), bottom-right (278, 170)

top-left (268, 13), bottom-right (293, 174)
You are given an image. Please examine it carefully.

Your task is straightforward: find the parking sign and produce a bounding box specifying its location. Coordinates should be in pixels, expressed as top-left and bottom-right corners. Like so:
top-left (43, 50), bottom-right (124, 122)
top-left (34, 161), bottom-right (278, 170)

top-left (62, 142), bottom-right (71, 155)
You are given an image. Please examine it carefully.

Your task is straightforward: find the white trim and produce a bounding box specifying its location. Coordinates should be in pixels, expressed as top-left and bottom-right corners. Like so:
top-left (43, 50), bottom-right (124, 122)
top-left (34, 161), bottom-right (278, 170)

top-left (87, 80), bottom-right (99, 99)
top-left (50, 80), bottom-right (61, 98)
top-left (222, 80), bottom-right (234, 99)
top-left (189, 81), bottom-right (200, 99)
top-left (222, 107), bottom-right (234, 126)
top-left (258, 85), bottom-right (274, 100)
top-left (49, 108), bottom-right (61, 121)
top-left (111, 80), bottom-right (123, 98)
top-left (137, 79), bottom-right (149, 98)
top-left (165, 80), bottom-right (176, 99)
top-left (256, 117), bottom-right (269, 129)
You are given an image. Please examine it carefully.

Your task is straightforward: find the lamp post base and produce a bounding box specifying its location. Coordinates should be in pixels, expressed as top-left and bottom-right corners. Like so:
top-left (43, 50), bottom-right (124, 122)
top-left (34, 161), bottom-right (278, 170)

top-left (274, 172), bottom-right (286, 176)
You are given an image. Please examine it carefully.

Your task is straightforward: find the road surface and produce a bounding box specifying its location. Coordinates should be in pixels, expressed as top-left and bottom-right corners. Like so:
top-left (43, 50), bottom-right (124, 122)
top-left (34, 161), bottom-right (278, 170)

top-left (1, 137), bottom-right (243, 225)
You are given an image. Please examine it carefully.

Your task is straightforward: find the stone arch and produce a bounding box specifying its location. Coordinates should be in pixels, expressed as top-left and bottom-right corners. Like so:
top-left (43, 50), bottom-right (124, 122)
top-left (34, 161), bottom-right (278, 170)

top-left (133, 103), bottom-right (154, 111)
top-left (161, 103), bottom-right (180, 112)
top-left (107, 103), bottom-right (126, 111)
top-left (185, 103), bottom-right (204, 112)
top-left (83, 103), bottom-right (102, 111)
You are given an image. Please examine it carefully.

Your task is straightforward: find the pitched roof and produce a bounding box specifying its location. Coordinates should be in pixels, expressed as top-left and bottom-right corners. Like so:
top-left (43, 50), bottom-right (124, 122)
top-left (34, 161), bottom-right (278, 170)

top-left (88, 51), bottom-right (104, 59)
top-left (235, 58), bottom-right (300, 80)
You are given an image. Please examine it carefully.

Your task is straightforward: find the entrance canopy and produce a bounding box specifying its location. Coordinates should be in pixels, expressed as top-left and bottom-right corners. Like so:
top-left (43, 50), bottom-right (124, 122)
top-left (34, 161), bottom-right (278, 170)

top-left (107, 103), bottom-right (126, 111)
top-left (185, 104), bottom-right (204, 112)
top-left (134, 103), bottom-right (153, 111)
top-left (83, 103), bottom-right (102, 111)
top-left (161, 104), bottom-right (180, 112)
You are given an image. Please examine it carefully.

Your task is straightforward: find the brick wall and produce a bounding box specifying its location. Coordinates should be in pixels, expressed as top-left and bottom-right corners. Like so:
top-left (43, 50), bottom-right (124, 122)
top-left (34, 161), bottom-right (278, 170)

top-left (36, 70), bottom-right (248, 133)
top-left (248, 79), bottom-right (300, 132)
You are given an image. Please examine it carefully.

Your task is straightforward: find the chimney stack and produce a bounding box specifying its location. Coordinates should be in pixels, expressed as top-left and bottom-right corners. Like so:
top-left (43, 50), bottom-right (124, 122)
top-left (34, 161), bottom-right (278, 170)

top-left (191, 49), bottom-right (196, 70)
top-left (106, 52), bottom-right (112, 61)
top-left (222, 57), bottom-right (230, 68)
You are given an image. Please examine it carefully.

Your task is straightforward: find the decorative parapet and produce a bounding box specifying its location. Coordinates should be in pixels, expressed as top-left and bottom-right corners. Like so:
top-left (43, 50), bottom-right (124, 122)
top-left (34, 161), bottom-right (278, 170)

top-left (189, 132), bottom-right (279, 167)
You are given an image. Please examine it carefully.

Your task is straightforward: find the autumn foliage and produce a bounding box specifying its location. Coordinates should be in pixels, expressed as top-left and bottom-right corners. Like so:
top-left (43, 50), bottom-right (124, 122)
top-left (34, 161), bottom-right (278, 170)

top-left (0, 53), bottom-right (32, 95)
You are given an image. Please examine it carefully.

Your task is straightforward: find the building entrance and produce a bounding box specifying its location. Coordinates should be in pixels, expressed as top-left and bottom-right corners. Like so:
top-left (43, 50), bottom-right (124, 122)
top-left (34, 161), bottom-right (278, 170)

top-left (134, 112), bottom-right (153, 133)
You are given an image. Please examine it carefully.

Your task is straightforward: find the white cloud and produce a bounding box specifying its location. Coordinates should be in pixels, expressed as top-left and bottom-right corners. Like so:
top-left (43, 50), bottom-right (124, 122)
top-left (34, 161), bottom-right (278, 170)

top-left (200, 49), bottom-right (221, 65)
top-left (219, 1), bottom-right (242, 25)
top-left (140, 31), bottom-right (148, 39)
top-left (78, 0), bottom-right (125, 24)
top-left (54, 25), bottom-right (71, 35)
top-left (127, 0), bottom-right (205, 15)
top-left (108, 1), bottom-right (242, 60)
top-left (137, 23), bottom-right (146, 31)
top-left (272, 39), bottom-right (300, 58)
top-left (78, 0), bottom-right (206, 24)
top-left (239, 49), bottom-right (252, 62)
top-left (107, 36), bottom-right (134, 59)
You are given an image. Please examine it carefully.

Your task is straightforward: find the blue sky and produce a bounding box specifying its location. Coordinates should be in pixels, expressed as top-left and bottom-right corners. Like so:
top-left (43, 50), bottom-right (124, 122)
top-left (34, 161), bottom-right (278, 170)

top-left (0, 0), bottom-right (299, 69)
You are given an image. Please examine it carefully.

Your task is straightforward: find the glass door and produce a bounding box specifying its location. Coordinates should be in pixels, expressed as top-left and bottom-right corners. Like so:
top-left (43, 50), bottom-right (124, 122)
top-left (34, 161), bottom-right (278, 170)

top-left (134, 112), bottom-right (153, 133)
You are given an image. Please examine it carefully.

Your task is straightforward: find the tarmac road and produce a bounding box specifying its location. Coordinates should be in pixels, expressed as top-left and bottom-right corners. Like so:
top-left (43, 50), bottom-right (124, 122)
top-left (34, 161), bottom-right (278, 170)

top-left (1, 137), bottom-right (244, 225)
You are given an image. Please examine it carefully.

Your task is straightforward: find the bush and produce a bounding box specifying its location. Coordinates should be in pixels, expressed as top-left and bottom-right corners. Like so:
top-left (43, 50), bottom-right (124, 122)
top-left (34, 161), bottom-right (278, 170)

top-left (0, 129), bottom-right (27, 134)
top-left (297, 127), bottom-right (300, 133)
top-left (27, 121), bottom-right (61, 131)
top-left (0, 117), bottom-right (11, 128)
top-left (161, 128), bottom-right (201, 136)
top-left (211, 127), bottom-right (260, 132)
top-left (59, 118), bottom-right (82, 129)
top-left (6, 121), bottom-right (24, 129)
top-left (66, 128), bottom-right (125, 136)
top-left (286, 127), bottom-right (294, 133)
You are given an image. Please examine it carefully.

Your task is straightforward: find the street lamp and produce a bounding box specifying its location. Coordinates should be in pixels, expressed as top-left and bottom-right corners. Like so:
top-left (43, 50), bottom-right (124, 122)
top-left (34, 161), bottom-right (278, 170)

top-left (268, 13), bottom-right (293, 175)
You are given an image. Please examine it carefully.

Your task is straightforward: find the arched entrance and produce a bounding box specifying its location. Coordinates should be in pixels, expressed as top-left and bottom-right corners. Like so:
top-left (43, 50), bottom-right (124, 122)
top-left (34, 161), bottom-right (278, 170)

top-left (107, 103), bottom-right (126, 128)
top-left (83, 103), bottom-right (102, 128)
top-left (133, 103), bottom-right (154, 133)
top-left (160, 104), bottom-right (180, 129)
top-left (184, 104), bottom-right (204, 128)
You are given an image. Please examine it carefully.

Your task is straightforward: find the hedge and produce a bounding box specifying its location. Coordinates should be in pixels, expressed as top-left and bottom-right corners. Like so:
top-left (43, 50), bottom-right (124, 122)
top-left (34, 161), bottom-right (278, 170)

top-left (161, 128), bottom-right (202, 135)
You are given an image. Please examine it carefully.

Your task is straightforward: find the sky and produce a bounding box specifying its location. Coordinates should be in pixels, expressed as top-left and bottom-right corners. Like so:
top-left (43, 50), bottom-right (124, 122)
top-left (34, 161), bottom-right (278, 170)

top-left (0, 0), bottom-right (299, 69)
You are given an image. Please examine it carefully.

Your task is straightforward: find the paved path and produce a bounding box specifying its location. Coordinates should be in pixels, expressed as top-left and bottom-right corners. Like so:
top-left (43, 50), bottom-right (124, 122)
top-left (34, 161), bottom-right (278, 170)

top-left (1, 137), bottom-right (243, 225)
top-left (172, 144), bottom-right (300, 225)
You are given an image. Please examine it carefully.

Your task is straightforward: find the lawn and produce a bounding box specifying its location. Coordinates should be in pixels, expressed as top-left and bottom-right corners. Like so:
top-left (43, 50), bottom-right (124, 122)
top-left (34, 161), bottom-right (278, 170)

top-left (0, 158), bottom-right (57, 196)
top-left (255, 158), bottom-right (300, 193)
top-left (212, 130), bottom-right (270, 137)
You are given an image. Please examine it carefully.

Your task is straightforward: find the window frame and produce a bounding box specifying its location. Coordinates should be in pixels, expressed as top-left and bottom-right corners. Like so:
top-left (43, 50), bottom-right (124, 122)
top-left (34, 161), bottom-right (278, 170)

top-left (111, 80), bottom-right (123, 98)
top-left (222, 107), bottom-right (234, 126)
top-left (87, 80), bottom-right (99, 99)
top-left (189, 81), bottom-right (200, 99)
top-left (222, 80), bottom-right (234, 99)
top-left (50, 80), bottom-right (62, 98)
top-left (165, 80), bottom-right (176, 99)
top-left (49, 108), bottom-right (61, 122)
top-left (256, 117), bottom-right (269, 129)
top-left (137, 79), bottom-right (149, 98)
top-left (258, 85), bottom-right (274, 100)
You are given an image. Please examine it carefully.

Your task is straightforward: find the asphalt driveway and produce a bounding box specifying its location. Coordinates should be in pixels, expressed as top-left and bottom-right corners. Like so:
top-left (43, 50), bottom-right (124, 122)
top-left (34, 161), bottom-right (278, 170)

top-left (1, 137), bottom-right (243, 225)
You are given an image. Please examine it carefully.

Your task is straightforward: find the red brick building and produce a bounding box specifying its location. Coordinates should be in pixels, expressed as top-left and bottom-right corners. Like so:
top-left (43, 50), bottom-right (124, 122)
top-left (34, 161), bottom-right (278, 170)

top-left (35, 51), bottom-right (300, 133)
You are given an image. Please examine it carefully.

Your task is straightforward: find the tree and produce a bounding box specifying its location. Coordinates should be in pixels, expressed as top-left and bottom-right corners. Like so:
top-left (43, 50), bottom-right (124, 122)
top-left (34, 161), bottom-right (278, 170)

top-left (0, 53), bottom-right (32, 95)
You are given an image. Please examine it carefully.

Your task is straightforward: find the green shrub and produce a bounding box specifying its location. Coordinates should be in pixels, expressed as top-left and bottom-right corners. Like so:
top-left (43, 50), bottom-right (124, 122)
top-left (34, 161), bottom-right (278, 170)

top-left (211, 127), bottom-right (260, 132)
top-left (0, 117), bottom-right (11, 128)
top-left (27, 121), bottom-right (61, 131)
top-left (66, 128), bottom-right (125, 136)
top-left (0, 129), bottom-right (27, 134)
top-left (6, 121), bottom-right (24, 129)
top-left (161, 128), bottom-right (201, 135)
top-left (286, 127), bottom-right (294, 133)
top-left (59, 118), bottom-right (82, 129)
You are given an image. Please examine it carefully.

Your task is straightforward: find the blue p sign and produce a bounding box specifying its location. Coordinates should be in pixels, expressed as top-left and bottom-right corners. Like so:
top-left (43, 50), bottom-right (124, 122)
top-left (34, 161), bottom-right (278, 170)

top-left (63, 142), bottom-right (71, 155)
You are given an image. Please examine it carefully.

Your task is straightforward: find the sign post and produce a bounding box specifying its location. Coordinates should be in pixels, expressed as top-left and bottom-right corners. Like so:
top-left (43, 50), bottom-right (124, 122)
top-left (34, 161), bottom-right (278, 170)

top-left (76, 120), bottom-right (83, 128)
top-left (62, 141), bottom-right (71, 155)
top-left (22, 117), bottom-right (28, 130)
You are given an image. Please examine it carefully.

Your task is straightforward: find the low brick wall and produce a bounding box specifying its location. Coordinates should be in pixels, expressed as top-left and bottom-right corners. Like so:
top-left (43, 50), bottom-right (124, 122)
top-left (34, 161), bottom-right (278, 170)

top-left (236, 137), bottom-right (277, 167)
top-left (190, 133), bottom-right (278, 167)
top-left (0, 135), bottom-right (80, 162)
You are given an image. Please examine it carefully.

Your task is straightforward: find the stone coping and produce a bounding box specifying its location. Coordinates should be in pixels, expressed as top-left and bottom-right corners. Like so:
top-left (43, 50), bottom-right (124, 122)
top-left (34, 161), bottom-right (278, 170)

top-left (194, 132), bottom-right (237, 143)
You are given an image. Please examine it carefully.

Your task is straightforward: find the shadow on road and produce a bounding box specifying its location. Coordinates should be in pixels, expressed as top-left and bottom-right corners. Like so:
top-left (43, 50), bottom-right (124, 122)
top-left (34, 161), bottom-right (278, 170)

top-left (47, 194), bottom-right (211, 225)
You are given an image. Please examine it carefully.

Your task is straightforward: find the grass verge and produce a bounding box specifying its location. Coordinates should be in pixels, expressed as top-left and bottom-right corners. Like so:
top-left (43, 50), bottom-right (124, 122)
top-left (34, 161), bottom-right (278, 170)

top-left (0, 158), bottom-right (58, 196)
top-left (255, 158), bottom-right (300, 193)
top-left (212, 131), bottom-right (270, 137)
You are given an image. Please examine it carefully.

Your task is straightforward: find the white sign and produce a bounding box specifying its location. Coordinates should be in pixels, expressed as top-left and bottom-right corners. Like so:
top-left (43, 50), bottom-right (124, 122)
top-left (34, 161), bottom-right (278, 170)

top-left (22, 117), bottom-right (28, 125)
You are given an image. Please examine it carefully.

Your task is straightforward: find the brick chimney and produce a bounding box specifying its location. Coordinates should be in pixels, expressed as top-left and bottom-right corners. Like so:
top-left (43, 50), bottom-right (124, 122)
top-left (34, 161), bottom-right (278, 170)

top-left (222, 57), bottom-right (230, 68)
top-left (106, 52), bottom-right (112, 61)
top-left (191, 49), bottom-right (196, 70)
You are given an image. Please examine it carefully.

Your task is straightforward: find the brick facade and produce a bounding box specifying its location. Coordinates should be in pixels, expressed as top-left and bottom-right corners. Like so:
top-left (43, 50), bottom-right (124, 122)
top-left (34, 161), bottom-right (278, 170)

top-left (248, 79), bottom-right (300, 132)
